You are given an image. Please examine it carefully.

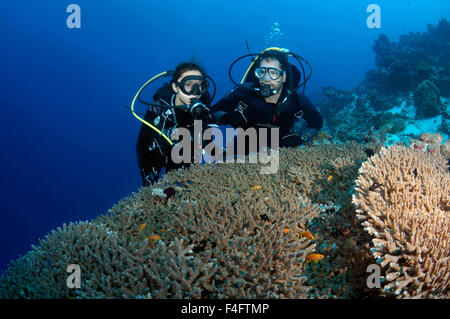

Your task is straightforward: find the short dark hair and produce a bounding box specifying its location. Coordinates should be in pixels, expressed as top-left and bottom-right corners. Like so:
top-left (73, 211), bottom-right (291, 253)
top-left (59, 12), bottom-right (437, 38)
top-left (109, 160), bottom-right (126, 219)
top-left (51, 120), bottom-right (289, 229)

top-left (257, 50), bottom-right (289, 71)
top-left (172, 62), bottom-right (206, 83)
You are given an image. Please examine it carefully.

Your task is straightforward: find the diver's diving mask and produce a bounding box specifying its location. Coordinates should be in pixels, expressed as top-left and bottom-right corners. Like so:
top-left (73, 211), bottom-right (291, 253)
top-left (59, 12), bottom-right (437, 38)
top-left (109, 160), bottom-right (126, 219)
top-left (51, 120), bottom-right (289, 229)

top-left (175, 75), bottom-right (209, 96)
top-left (255, 67), bottom-right (284, 80)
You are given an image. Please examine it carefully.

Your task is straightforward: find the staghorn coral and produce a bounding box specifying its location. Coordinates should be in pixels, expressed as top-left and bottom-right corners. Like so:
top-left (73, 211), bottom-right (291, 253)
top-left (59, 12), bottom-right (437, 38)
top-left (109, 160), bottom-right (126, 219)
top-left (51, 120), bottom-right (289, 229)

top-left (1, 142), bottom-right (388, 299)
top-left (0, 222), bottom-right (159, 298)
top-left (282, 142), bottom-right (382, 298)
top-left (148, 162), bottom-right (321, 298)
top-left (1, 155), bottom-right (325, 298)
top-left (311, 131), bottom-right (332, 145)
top-left (352, 145), bottom-right (450, 298)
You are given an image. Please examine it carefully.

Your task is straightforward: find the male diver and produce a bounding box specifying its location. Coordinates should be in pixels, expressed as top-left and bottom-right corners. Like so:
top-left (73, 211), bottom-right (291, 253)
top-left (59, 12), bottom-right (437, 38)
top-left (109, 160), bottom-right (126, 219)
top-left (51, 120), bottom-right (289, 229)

top-left (213, 48), bottom-right (323, 152)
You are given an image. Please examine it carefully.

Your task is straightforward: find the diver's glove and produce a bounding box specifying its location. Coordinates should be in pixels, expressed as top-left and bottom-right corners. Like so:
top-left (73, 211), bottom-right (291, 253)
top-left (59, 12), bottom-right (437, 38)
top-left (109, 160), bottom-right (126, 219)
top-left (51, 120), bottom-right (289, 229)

top-left (300, 128), bottom-right (318, 144)
top-left (281, 128), bottom-right (318, 147)
top-left (281, 134), bottom-right (304, 147)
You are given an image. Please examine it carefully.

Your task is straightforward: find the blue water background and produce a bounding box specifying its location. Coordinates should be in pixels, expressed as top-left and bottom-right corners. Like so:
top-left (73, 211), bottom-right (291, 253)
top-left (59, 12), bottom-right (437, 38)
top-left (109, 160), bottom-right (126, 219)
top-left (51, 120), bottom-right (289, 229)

top-left (0, 0), bottom-right (449, 271)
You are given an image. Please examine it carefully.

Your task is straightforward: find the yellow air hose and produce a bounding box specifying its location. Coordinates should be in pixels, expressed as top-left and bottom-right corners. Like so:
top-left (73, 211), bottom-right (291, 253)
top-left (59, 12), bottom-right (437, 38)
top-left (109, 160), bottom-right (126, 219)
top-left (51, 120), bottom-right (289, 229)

top-left (131, 71), bottom-right (174, 146)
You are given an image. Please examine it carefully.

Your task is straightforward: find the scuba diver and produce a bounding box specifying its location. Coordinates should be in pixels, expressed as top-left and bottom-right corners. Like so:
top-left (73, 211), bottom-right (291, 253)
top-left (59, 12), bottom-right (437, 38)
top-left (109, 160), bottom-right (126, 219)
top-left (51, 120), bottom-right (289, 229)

top-left (134, 62), bottom-right (217, 186)
top-left (212, 48), bottom-right (323, 153)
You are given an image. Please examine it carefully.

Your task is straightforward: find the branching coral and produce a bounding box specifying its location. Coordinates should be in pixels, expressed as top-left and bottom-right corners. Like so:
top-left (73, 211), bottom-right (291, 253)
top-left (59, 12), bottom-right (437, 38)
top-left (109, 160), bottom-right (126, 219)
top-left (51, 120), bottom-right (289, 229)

top-left (1, 159), bottom-right (323, 298)
top-left (1, 142), bottom-right (389, 299)
top-left (0, 222), bottom-right (156, 298)
top-left (352, 145), bottom-right (449, 298)
top-left (145, 162), bottom-right (320, 298)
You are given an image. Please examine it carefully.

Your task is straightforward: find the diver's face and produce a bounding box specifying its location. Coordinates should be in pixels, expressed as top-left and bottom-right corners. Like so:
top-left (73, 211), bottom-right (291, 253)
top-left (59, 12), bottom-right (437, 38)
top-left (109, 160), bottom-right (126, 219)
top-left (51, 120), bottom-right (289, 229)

top-left (172, 70), bottom-right (203, 106)
top-left (258, 58), bottom-right (286, 92)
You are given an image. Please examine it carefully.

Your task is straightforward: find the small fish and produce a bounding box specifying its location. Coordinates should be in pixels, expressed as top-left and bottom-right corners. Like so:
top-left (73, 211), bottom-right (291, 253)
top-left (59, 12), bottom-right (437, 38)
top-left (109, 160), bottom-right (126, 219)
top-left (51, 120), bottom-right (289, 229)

top-left (138, 223), bottom-right (147, 233)
top-left (251, 185), bottom-right (262, 190)
top-left (283, 228), bottom-right (290, 234)
top-left (327, 175), bottom-right (333, 182)
top-left (160, 229), bottom-right (170, 234)
top-left (300, 230), bottom-right (315, 240)
top-left (163, 187), bottom-right (176, 199)
top-left (306, 253), bottom-right (324, 263)
top-left (294, 179), bottom-right (301, 185)
top-left (147, 235), bottom-right (161, 242)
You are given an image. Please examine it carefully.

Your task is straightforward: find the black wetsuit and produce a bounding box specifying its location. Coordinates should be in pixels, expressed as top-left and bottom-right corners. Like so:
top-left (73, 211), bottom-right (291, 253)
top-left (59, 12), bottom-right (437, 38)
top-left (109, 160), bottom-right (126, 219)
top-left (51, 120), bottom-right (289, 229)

top-left (136, 83), bottom-right (213, 186)
top-left (212, 84), bottom-right (323, 150)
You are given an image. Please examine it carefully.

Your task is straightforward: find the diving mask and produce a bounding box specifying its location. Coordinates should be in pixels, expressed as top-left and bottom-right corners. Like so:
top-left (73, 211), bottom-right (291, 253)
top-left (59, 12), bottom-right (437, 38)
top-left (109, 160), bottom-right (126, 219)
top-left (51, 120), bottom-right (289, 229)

top-left (255, 66), bottom-right (284, 80)
top-left (175, 75), bottom-right (209, 96)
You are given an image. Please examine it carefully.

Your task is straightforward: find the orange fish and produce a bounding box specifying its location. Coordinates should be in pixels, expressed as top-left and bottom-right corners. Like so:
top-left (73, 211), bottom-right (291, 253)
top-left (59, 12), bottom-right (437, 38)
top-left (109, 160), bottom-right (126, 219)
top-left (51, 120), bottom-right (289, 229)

top-left (138, 223), bottom-right (147, 233)
top-left (251, 185), bottom-right (262, 190)
top-left (327, 175), bottom-right (333, 182)
top-left (306, 253), bottom-right (324, 263)
top-left (160, 229), bottom-right (170, 234)
top-left (300, 230), bottom-right (315, 240)
top-left (295, 179), bottom-right (301, 185)
top-left (147, 235), bottom-right (161, 242)
top-left (283, 228), bottom-right (290, 234)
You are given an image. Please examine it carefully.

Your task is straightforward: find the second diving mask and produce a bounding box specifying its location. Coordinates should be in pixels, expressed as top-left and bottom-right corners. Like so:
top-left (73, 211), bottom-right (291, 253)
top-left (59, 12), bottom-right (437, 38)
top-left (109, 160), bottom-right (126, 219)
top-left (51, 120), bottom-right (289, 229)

top-left (255, 66), bottom-right (284, 80)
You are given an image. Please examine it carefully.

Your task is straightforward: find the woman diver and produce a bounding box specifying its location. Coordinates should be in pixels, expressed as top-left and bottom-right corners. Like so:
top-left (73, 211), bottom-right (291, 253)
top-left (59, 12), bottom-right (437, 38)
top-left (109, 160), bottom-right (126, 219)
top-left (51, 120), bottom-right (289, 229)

top-left (135, 62), bottom-right (216, 186)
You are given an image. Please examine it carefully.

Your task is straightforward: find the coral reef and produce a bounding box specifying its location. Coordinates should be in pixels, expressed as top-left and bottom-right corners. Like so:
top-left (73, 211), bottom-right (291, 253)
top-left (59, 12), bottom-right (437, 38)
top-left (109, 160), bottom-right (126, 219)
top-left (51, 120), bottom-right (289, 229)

top-left (414, 80), bottom-right (442, 119)
top-left (441, 139), bottom-right (450, 161)
top-left (1, 142), bottom-right (388, 299)
top-left (371, 19), bottom-right (450, 95)
top-left (352, 145), bottom-right (449, 298)
top-left (2, 142), bottom-right (447, 299)
top-left (410, 132), bottom-right (449, 161)
top-left (0, 222), bottom-right (166, 298)
top-left (2, 19), bottom-right (450, 300)
top-left (320, 19), bottom-right (450, 144)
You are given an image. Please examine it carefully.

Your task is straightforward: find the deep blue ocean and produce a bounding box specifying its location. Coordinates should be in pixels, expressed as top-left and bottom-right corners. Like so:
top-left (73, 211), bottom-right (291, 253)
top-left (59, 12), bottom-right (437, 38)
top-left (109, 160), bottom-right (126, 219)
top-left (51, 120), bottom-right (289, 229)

top-left (0, 0), bottom-right (449, 272)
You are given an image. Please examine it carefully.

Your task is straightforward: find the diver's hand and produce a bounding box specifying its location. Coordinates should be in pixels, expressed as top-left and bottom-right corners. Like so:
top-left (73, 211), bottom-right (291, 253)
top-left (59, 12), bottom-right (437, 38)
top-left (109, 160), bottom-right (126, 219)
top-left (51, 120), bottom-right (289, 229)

top-left (281, 134), bottom-right (304, 147)
top-left (281, 128), bottom-right (318, 147)
top-left (300, 128), bottom-right (318, 143)
top-left (219, 109), bottom-right (247, 127)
